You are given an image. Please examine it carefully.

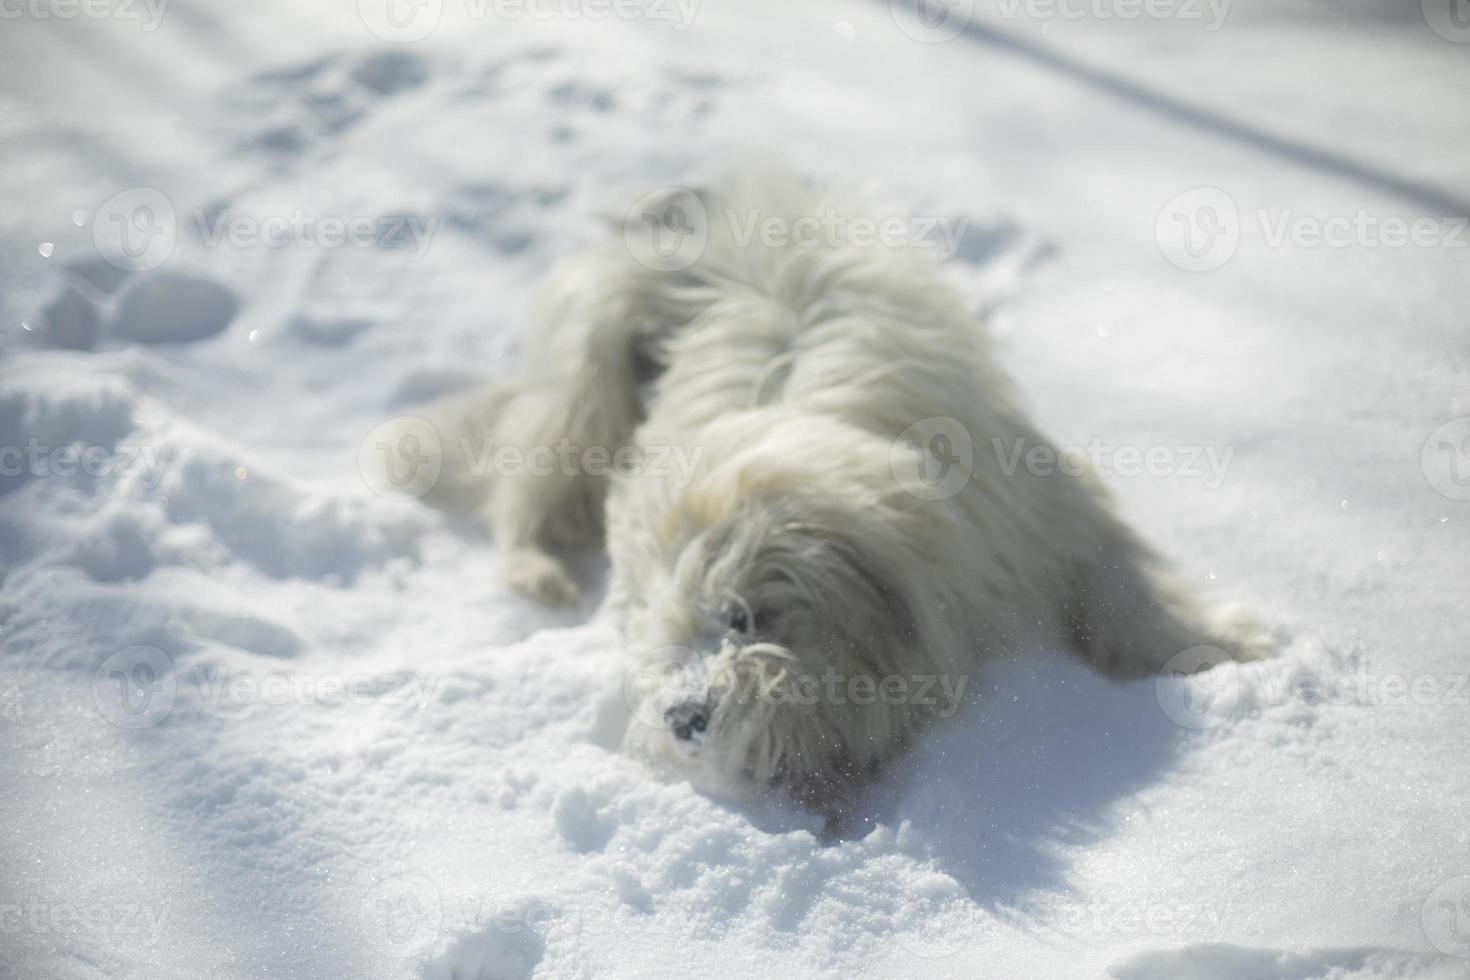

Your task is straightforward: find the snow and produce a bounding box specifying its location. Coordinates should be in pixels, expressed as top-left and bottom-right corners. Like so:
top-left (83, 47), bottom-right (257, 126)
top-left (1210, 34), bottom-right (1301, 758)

top-left (110, 272), bottom-right (240, 344)
top-left (2, 1), bottom-right (1468, 978)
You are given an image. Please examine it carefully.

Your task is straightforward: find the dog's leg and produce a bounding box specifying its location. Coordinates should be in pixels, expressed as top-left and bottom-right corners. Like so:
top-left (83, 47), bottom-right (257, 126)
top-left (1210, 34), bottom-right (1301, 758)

top-left (486, 257), bottom-right (656, 604)
top-left (1064, 524), bottom-right (1266, 680)
top-left (487, 381), bottom-right (616, 604)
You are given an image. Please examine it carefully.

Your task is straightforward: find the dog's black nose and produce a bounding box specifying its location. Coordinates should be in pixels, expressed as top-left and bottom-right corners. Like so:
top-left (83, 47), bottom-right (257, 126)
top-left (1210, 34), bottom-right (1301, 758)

top-left (664, 699), bottom-right (711, 741)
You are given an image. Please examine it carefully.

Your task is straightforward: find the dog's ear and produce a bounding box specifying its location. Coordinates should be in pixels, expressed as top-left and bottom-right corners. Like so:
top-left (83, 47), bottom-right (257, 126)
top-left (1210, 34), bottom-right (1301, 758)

top-left (761, 501), bottom-right (925, 668)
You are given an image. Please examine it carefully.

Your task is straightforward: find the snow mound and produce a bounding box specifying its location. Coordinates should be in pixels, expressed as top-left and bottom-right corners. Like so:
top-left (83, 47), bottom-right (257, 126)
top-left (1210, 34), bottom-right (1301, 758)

top-left (152, 430), bottom-right (426, 582)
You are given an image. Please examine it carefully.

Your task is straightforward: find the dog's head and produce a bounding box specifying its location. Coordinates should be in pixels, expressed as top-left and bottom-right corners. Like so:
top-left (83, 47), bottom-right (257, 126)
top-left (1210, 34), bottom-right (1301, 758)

top-left (611, 413), bottom-right (966, 806)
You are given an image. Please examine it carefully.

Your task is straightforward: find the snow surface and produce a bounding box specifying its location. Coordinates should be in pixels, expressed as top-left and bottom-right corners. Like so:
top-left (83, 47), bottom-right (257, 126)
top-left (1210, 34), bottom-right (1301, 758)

top-left (2, 1), bottom-right (1468, 978)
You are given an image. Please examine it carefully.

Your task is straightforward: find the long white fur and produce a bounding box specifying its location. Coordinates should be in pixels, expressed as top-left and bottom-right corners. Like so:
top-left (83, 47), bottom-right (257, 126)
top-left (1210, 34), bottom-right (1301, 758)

top-left (415, 170), bottom-right (1258, 808)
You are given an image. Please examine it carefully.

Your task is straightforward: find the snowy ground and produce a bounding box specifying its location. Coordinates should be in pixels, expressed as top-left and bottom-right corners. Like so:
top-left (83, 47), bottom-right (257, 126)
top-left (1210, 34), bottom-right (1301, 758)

top-left (2, 1), bottom-right (1469, 978)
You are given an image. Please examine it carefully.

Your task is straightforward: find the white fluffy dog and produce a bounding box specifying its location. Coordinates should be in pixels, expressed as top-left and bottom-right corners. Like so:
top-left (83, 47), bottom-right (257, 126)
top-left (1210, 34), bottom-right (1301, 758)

top-left (413, 172), bottom-right (1255, 809)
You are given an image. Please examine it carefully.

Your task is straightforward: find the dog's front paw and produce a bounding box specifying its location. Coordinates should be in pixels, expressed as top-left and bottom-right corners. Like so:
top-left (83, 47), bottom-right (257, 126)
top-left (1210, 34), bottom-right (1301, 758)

top-left (1211, 602), bottom-right (1278, 662)
top-left (503, 549), bottom-right (580, 605)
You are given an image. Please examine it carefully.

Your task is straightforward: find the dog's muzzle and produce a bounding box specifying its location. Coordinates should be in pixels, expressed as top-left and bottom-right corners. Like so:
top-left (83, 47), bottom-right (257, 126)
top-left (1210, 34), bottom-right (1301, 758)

top-left (663, 696), bottom-right (714, 742)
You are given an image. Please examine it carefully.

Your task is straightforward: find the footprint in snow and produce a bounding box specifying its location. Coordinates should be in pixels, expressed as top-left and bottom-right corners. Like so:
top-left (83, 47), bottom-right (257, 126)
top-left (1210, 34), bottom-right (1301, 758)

top-left (109, 270), bottom-right (240, 345)
top-left (237, 49), bottom-right (430, 159)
